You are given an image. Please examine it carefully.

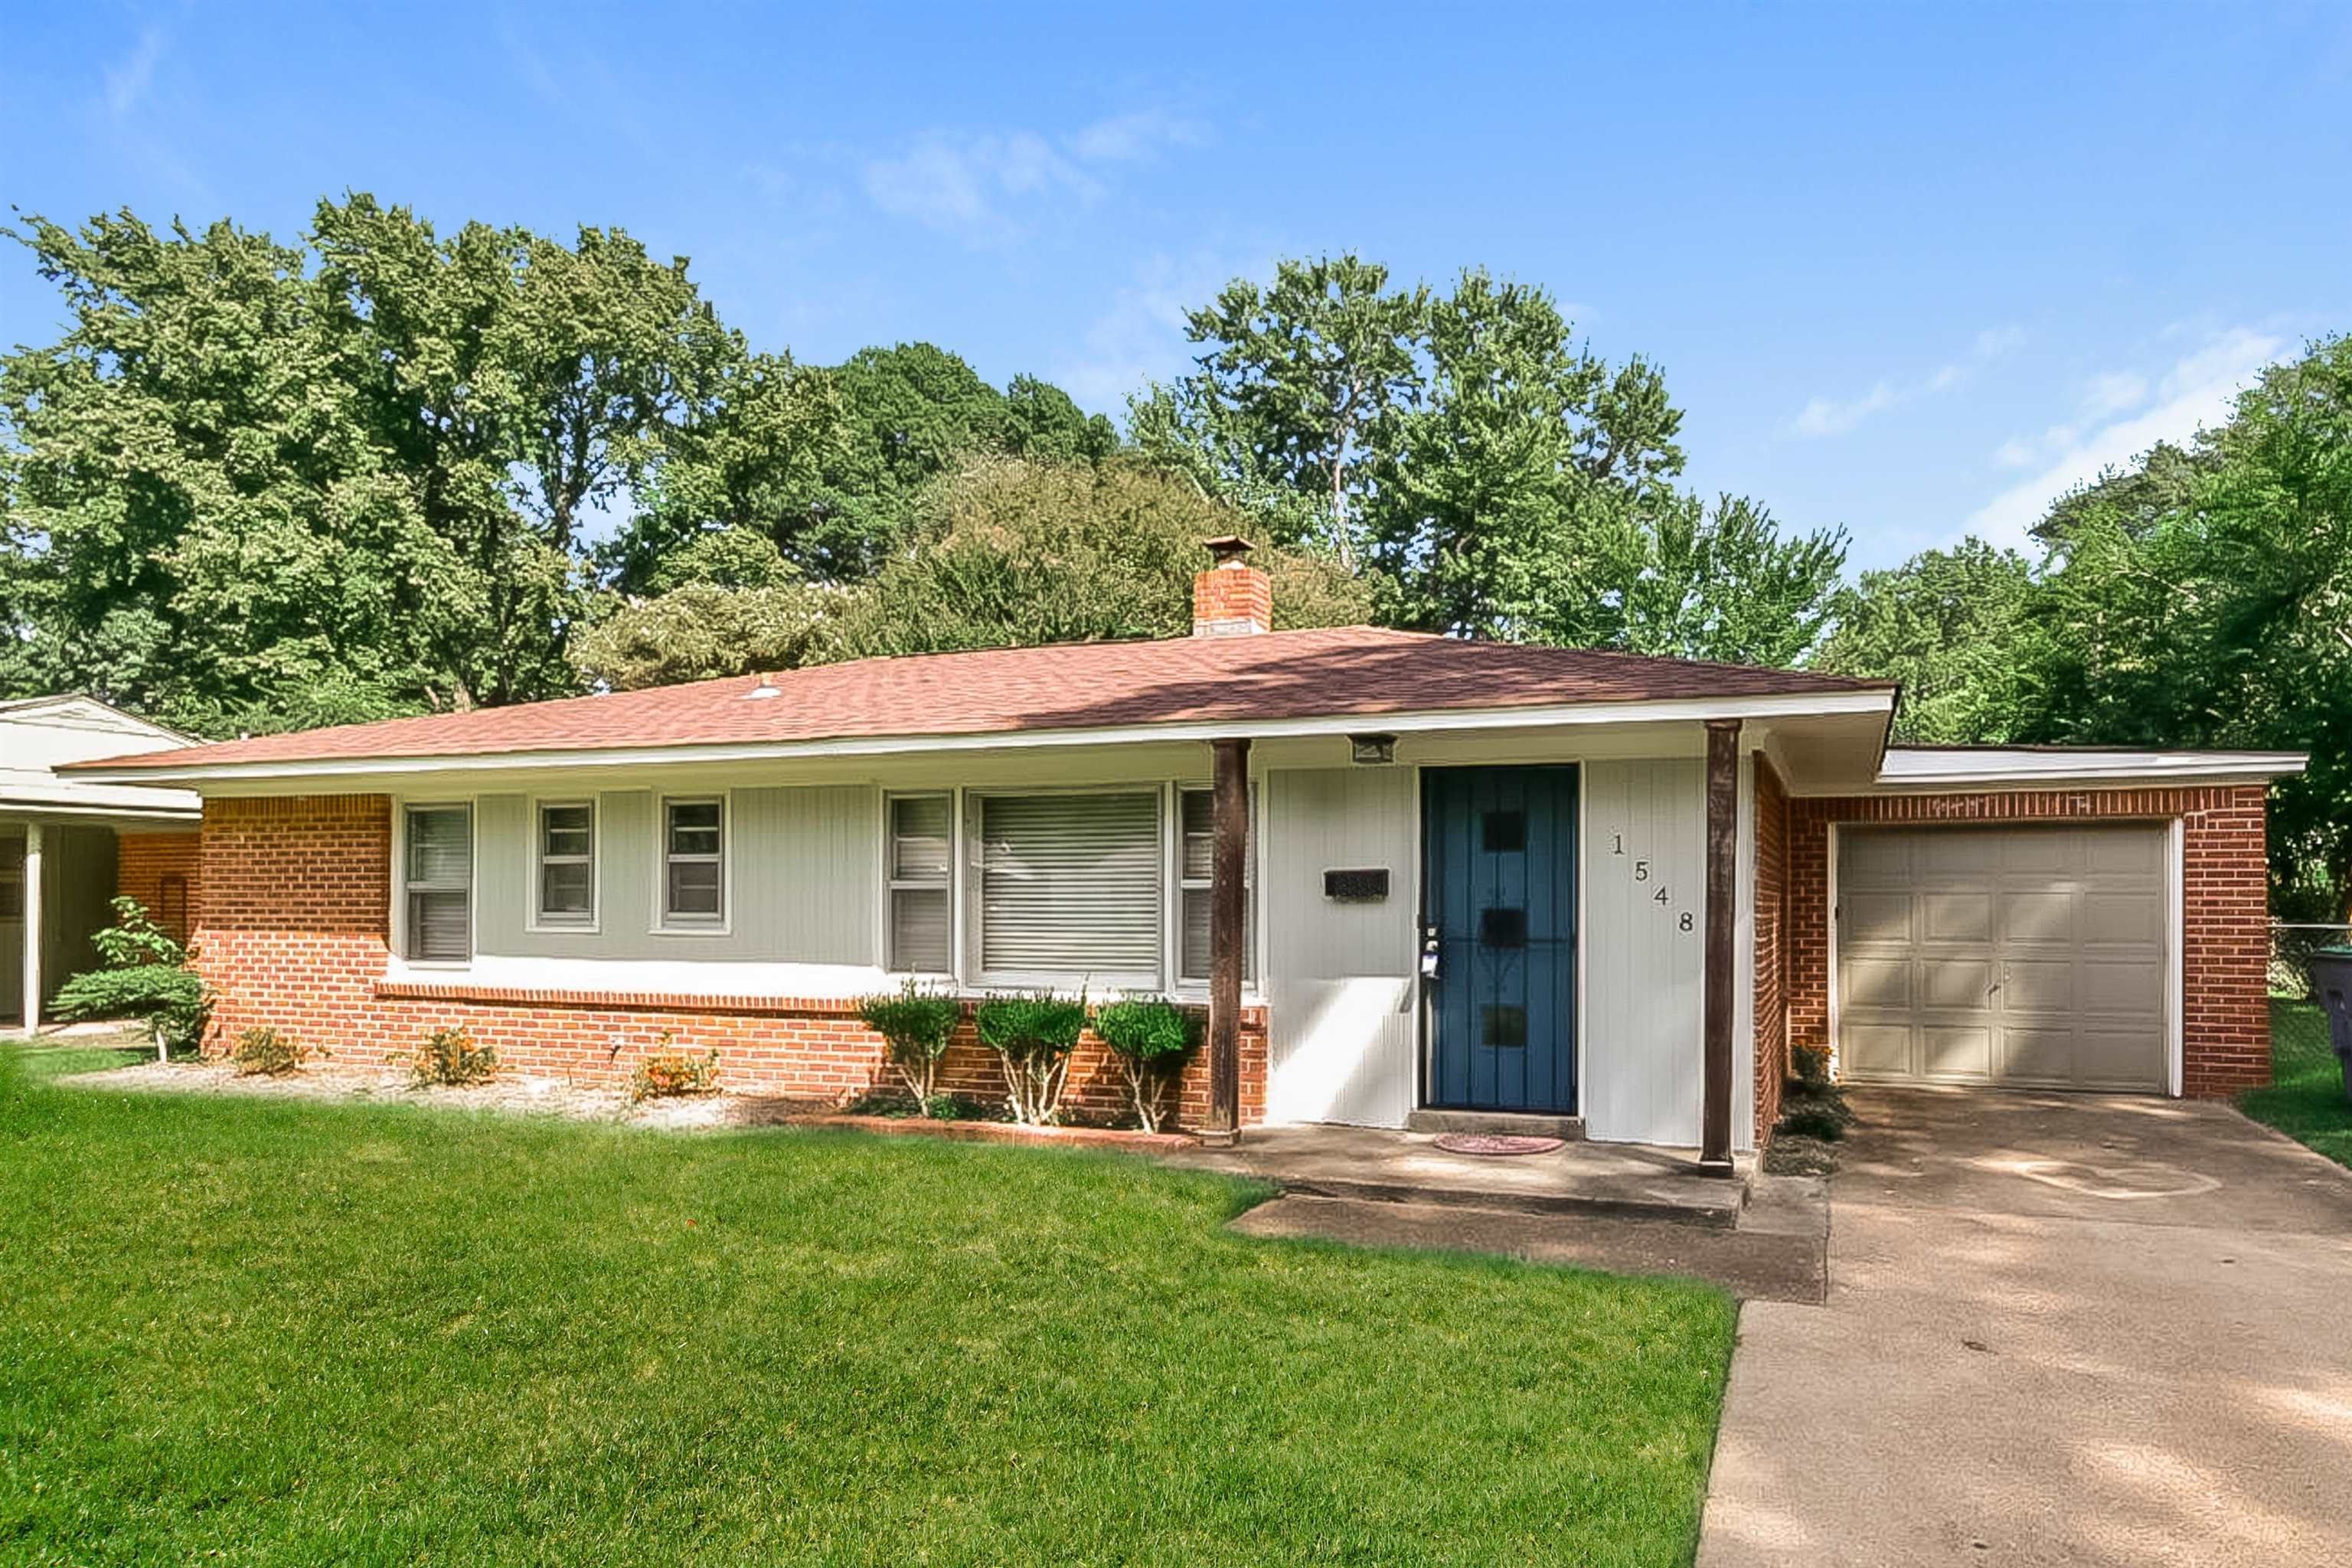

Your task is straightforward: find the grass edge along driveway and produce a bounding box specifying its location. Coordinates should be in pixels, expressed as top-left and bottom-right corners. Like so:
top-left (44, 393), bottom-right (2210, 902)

top-left (2239, 998), bottom-right (2352, 1169)
top-left (1, 1047), bottom-right (1733, 1567)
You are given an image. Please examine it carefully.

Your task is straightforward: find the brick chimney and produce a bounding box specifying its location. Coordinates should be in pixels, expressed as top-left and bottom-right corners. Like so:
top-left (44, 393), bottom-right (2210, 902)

top-left (1192, 536), bottom-right (1271, 637)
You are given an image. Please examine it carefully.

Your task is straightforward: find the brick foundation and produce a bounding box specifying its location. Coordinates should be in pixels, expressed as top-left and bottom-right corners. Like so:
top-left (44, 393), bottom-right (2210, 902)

top-left (194, 795), bottom-right (1267, 1128)
top-left (1752, 754), bottom-right (1790, 1145)
top-left (1785, 786), bottom-right (2273, 1100)
top-left (117, 829), bottom-right (202, 943)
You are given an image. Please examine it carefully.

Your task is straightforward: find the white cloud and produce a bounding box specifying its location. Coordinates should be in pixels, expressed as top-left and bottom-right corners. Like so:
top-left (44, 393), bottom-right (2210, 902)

top-left (1789, 326), bottom-right (2023, 438)
top-left (102, 24), bottom-right (165, 118)
top-left (862, 132), bottom-right (1101, 244)
top-left (1793, 383), bottom-right (1900, 437)
top-left (1964, 327), bottom-right (2285, 547)
top-left (855, 104), bottom-right (1208, 247)
top-left (1067, 107), bottom-right (1207, 162)
top-left (2081, 370), bottom-right (2148, 417)
top-left (1053, 250), bottom-right (1259, 412)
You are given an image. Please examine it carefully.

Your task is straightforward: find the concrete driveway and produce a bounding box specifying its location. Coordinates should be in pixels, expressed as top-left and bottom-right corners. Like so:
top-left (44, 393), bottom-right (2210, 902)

top-left (1700, 1087), bottom-right (2352, 1567)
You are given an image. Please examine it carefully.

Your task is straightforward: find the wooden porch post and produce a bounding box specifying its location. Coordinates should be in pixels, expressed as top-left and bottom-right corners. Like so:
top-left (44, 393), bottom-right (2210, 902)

top-left (1700, 720), bottom-right (1740, 1178)
top-left (1204, 737), bottom-right (1251, 1146)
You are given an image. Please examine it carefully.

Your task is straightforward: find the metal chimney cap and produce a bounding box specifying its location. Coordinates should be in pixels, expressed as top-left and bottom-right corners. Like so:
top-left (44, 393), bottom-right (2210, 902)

top-left (1200, 534), bottom-right (1256, 565)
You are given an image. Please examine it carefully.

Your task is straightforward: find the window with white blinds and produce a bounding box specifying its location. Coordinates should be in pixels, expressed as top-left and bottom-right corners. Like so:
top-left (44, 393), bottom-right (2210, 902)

top-left (403, 804), bottom-right (472, 962)
top-left (887, 793), bottom-right (952, 973)
top-left (975, 791), bottom-right (1161, 983)
top-left (1180, 787), bottom-right (1254, 983)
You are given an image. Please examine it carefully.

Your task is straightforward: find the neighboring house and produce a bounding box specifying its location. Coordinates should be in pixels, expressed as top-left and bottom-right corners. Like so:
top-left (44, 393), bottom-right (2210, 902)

top-left (65, 544), bottom-right (2306, 1158)
top-left (2, 696), bottom-right (204, 1032)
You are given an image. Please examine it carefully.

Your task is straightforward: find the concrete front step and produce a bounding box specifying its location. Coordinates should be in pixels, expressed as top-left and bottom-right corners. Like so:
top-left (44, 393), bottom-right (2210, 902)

top-left (1404, 1108), bottom-right (1588, 1140)
top-left (1259, 1168), bottom-right (1746, 1230)
top-left (1171, 1123), bottom-right (1749, 1230)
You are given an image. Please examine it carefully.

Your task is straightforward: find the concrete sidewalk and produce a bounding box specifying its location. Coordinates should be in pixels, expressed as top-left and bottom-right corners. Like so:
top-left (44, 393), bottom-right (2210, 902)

top-left (1699, 1088), bottom-right (2352, 1567)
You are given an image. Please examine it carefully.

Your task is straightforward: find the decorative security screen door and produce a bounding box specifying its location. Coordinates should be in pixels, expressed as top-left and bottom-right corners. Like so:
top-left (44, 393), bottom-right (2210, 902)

top-left (1422, 766), bottom-right (1578, 1113)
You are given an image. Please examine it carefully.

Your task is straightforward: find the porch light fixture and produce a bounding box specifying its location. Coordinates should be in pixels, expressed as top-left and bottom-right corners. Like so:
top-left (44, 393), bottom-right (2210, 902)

top-left (1348, 733), bottom-right (1397, 765)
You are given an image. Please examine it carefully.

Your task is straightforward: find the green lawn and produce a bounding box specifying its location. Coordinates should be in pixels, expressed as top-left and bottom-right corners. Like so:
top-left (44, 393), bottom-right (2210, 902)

top-left (2240, 998), bottom-right (2352, 1168)
top-left (0, 1048), bottom-right (1733, 1566)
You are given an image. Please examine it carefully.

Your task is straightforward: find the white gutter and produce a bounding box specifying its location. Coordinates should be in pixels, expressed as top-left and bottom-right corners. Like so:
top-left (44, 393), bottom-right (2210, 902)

top-left (1849, 747), bottom-right (2309, 794)
top-left (70, 688), bottom-right (1897, 786)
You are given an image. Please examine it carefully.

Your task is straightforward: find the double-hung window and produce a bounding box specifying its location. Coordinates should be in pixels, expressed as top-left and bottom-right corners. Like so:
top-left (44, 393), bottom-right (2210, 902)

top-left (403, 804), bottom-right (473, 962)
top-left (535, 802), bottom-right (596, 928)
top-left (887, 794), bottom-right (953, 973)
top-left (973, 791), bottom-right (1160, 987)
top-left (661, 798), bottom-right (725, 928)
top-left (1179, 787), bottom-right (1253, 984)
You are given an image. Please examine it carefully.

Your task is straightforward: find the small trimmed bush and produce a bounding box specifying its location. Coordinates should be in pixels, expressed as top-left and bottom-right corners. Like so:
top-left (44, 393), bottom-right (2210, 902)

top-left (51, 897), bottom-right (209, 1061)
top-left (230, 1027), bottom-right (306, 1077)
top-left (973, 991), bottom-right (1088, 1125)
top-left (631, 1050), bottom-right (720, 1103)
top-left (1093, 998), bottom-right (1199, 1132)
top-left (1774, 1042), bottom-right (1855, 1145)
top-left (409, 1027), bottom-right (496, 1088)
top-left (858, 982), bottom-right (963, 1112)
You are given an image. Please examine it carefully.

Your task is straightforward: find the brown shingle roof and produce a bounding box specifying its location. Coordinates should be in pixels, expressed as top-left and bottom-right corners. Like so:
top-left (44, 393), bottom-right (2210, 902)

top-left (70, 626), bottom-right (1893, 773)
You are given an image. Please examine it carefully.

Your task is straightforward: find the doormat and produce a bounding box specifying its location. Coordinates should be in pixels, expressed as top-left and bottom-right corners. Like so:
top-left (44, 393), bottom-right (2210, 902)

top-left (1432, 1133), bottom-right (1564, 1157)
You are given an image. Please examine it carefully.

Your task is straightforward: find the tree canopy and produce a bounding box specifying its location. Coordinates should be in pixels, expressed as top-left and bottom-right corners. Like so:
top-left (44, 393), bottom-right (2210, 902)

top-left (1818, 335), bottom-right (2352, 910)
top-left (6, 203), bottom-right (2343, 903)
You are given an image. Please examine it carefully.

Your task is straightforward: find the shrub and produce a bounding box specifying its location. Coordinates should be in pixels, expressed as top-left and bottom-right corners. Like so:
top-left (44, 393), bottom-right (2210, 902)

top-left (973, 990), bottom-right (1088, 1125)
top-left (230, 1026), bottom-right (306, 1077)
top-left (51, 897), bottom-right (209, 1061)
top-left (1774, 1042), bottom-right (1855, 1146)
top-left (858, 982), bottom-right (963, 1112)
top-left (631, 1049), bottom-right (720, 1102)
top-left (410, 1026), bottom-right (496, 1087)
top-left (1092, 998), bottom-right (1199, 1132)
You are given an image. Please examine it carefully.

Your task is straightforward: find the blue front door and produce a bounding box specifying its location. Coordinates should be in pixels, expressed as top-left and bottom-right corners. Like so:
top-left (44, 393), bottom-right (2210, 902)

top-left (1423, 766), bottom-right (1577, 1113)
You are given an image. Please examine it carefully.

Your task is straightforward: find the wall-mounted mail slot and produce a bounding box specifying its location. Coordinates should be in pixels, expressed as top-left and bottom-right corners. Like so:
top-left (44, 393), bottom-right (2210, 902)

top-left (1323, 868), bottom-right (1390, 901)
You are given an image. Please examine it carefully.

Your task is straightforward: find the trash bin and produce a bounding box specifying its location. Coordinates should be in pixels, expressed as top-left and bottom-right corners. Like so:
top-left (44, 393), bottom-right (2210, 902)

top-left (2310, 947), bottom-right (2352, 1106)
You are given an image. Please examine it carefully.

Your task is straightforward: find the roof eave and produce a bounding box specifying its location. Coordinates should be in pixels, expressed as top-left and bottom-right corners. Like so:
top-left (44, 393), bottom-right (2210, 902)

top-left (68, 687), bottom-right (1899, 787)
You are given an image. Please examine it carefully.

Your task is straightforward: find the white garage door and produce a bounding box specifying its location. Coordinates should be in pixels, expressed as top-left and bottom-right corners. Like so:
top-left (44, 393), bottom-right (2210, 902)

top-left (1837, 825), bottom-right (2171, 1092)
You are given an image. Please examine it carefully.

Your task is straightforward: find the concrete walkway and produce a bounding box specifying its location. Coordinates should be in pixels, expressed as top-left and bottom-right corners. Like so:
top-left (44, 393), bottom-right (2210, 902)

top-left (1700, 1087), bottom-right (2352, 1568)
top-left (1172, 1122), bottom-right (1750, 1226)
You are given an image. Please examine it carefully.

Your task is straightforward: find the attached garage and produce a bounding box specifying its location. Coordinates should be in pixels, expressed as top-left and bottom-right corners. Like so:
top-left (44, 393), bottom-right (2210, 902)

top-left (1835, 823), bottom-right (2174, 1093)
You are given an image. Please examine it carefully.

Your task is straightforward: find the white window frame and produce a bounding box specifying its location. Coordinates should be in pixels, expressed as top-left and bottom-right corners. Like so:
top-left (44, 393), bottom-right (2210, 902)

top-left (966, 784), bottom-right (1165, 992)
top-left (883, 790), bottom-right (956, 977)
top-left (528, 796), bottom-right (599, 933)
top-left (652, 793), bottom-right (730, 935)
top-left (1173, 782), bottom-right (1259, 990)
top-left (396, 799), bottom-right (475, 967)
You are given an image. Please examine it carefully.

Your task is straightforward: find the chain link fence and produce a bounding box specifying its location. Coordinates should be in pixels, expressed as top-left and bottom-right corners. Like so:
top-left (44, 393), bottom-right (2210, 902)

top-left (2269, 923), bottom-right (2349, 1086)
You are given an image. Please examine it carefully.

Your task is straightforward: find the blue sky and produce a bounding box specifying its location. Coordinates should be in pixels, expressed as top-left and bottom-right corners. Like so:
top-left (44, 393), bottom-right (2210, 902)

top-left (5, 2), bottom-right (2349, 570)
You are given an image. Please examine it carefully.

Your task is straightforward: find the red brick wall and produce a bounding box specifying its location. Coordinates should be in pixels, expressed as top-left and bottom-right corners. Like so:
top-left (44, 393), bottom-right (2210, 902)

top-left (1752, 754), bottom-right (1790, 1144)
top-left (1786, 785), bottom-right (2273, 1099)
top-left (195, 795), bottom-right (1268, 1128)
top-left (116, 830), bottom-right (202, 943)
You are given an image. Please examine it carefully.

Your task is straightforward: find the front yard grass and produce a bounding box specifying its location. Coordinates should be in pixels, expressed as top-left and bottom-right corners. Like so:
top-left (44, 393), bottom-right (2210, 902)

top-left (0, 1047), bottom-right (1734, 1566)
top-left (2240, 998), bottom-right (2351, 1168)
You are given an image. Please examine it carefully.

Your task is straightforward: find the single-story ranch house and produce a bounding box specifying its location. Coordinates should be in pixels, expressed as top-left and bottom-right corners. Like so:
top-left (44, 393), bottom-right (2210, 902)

top-left (67, 543), bottom-right (2305, 1165)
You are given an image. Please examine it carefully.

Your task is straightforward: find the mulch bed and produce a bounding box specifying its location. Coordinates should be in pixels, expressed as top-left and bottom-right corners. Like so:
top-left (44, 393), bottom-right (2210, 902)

top-left (795, 1114), bottom-right (1199, 1153)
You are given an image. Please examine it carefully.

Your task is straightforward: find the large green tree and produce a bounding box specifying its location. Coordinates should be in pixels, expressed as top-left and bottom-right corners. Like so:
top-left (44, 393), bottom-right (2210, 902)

top-left (0, 209), bottom-right (432, 732)
top-left (1141, 253), bottom-right (1427, 566)
top-left (2016, 336), bottom-right (2352, 908)
top-left (838, 456), bottom-right (1372, 659)
top-left (1815, 538), bottom-right (2037, 743)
